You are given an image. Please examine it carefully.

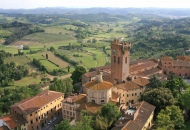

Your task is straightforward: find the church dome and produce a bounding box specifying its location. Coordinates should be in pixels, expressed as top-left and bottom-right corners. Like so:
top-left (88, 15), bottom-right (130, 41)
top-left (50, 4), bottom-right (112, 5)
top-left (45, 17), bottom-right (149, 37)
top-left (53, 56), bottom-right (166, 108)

top-left (84, 80), bottom-right (113, 90)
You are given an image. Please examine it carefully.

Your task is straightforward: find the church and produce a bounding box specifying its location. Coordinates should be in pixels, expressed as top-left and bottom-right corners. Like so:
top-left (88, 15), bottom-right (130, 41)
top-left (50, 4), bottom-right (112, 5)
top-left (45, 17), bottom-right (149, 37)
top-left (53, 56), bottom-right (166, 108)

top-left (82, 38), bottom-right (165, 105)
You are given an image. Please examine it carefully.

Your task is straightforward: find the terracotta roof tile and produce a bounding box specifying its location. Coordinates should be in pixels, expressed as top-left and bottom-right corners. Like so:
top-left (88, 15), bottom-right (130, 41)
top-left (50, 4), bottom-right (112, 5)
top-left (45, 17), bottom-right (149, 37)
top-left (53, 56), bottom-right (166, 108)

top-left (76, 102), bottom-right (102, 114)
top-left (124, 101), bottom-right (155, 130)
top-left (133, 77), bottom-right (149, 86)
top-left (177, 56), bottom-right (190, 61)
top-left (11, 90), bottom-right (63, 114)
top-left (129, 61), bottom-right (157, 73)
top-left (173, 61), bottom-right (190, 67)
top-left (135, 67), bottom-right (161, 77)
top-left (0, 113), bottom-right (27, 129)
top-left (112, 101), bottom-right (155, 130)
top-left (114, 81), bottom-right (141, 91)
top-left (84, 81), bottom-right (113, 90)
top-left (161, 56), bottom-right (173, 61)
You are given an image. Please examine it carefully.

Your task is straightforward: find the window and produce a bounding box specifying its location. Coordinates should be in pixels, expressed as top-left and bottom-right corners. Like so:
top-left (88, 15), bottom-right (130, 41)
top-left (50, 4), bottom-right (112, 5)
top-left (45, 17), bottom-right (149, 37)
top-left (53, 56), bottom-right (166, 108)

top-left (114, 56), bottom-right (116, 63)
top-left (132, 93), bottom-right (134, 96)
top-left (118, 57), bottom-right (120, 64)
top-left (37, 126), bottom-right (38, 130)
top-left (125, 57), bottom-right (127, 63)
top-left (123, 94), bottom-right (124, 97)
top-left (126, 94), bottom-right (128, 97)
top-left (101, 100), bottom-right (104, 103)
top-left (30, 120), bottom-right (33, 124)
top-left (135, 93), bottom-right (137, 96)
top-left (36, 118), bottom-right (38, 122)
top-left (92, 99), bottom-right (95, 103)
top-left (30, 113), bottom-right (32, 116)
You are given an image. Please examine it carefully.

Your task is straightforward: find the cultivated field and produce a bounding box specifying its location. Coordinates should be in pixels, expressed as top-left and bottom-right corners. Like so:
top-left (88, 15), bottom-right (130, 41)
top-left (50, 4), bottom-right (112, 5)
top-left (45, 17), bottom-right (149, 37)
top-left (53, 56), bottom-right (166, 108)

top-left (42, 51), bottom-right (70, 68)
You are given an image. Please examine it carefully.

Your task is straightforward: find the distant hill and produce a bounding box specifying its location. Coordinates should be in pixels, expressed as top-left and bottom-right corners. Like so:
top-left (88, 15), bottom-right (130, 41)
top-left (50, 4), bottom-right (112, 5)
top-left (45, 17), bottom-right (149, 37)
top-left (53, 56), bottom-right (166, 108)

top-left (0, 7), bottom-right (190, 17)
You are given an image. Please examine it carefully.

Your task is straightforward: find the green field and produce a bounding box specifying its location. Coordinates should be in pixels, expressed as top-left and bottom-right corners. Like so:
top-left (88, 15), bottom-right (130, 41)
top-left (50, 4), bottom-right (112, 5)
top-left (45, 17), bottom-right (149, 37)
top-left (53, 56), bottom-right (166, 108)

top-left (42, 51), bottom-right (69, 68)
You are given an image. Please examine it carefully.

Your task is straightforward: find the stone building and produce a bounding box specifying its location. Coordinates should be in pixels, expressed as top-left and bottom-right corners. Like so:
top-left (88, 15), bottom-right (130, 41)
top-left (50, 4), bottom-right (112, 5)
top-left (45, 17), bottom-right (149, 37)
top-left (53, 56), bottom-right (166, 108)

top-left (10, 90), bottom-right (64, 130)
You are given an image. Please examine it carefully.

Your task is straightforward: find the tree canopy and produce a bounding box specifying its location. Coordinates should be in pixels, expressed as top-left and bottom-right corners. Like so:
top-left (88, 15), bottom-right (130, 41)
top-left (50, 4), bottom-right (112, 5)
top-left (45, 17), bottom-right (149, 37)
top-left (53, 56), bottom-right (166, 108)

top-left (71, 66), bottom-right (87, 84)
top-left (156, 105), bottom-right (185, 130)
top-left (49, 78), bottom-right (73, 97)
top-left (139, 88), bottom-right (176, 115)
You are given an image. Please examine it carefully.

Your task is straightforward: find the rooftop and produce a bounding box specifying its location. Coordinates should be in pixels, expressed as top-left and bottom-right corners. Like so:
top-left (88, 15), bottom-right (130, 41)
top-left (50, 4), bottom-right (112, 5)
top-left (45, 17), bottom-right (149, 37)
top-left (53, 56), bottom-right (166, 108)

top-left (129, 61), bottom-right (157, 73)
top-left (112, 101), bottom-right (155, 130)
top-left (0, 113), bottom-right (27, 129)
top-left (161, 56), bottom-right (173, 61)
top-left (63, 94), bottom-right (86, 104)
top-left (114, 81), bottom-right (141, 91)
top-left (11, 90), bottom-right (63, 114)
top-left (84, 80), bottom-right (113, 90)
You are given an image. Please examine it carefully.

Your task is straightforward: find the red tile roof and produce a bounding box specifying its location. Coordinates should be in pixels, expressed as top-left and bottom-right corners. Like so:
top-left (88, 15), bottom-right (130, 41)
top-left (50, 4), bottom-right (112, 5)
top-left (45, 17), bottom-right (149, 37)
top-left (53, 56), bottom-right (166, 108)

top-left (0, 113), bottom-right (27, 129)
top-left (11, 90), bottom-right (63, 114)
top-left (133, 77), bottom-right (149, 86)
top-left (114, 81), bottom-right (141, 91)
top-left (173, 61), bottom-right (190, 67)
top-left (177, 56), bottom-right (190, 61)
top-left (84, 80), bottom-right (113, 90)
top-left (129, 61), bottom-right (157, 73)
top-left (135, 68), bottom-right (161, 77)
top-left (161, 56), bottom-right (173, 61)
top-left (112, 101), bottom-right (155, 130)
top-left (76, 102), bottom-right (102, 114)
top-left (63, 94), bottom-right (86, 104)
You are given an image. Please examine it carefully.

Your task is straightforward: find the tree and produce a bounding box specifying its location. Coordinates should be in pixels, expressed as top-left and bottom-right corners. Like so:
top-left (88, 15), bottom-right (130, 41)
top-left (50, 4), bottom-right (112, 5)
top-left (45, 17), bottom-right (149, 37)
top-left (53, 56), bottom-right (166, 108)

top-left (165, 73), bottom-right (189, 98)
top-left (139, 88), bottom-right (175, 115)
top-left (49, 78), bottom-right (73, 96)
top-left (71, 66), bottom-right (87, 84)
top-left (55, 120), bottom-right (72, 130)
top-left (101, 103), bottom-right (121, 128)
top-left (72, 111), bottom-right (93, 130)
top-left (156, 105), bottom-right (185, 130)
top-left (180, 87), bottom-right (190, 110)
top-left (147, 75), bottom-right (163, 89)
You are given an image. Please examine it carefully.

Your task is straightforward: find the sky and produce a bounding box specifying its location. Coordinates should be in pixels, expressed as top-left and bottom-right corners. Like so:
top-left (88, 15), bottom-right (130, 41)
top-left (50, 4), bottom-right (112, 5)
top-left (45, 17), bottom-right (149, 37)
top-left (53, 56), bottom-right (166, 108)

top-left (0, 0), bottom-right (189, 9)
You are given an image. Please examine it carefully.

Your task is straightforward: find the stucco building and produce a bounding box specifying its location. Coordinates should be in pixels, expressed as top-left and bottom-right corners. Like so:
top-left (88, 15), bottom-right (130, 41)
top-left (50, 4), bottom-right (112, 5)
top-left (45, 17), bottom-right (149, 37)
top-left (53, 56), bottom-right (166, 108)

top-left (10, 90), bottom-right (64, 130)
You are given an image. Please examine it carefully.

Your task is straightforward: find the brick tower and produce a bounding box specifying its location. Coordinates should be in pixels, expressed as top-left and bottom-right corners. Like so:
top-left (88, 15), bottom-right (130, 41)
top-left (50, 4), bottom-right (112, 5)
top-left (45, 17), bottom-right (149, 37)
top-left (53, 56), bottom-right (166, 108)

top-left (111, 38), bottom-right (131, 84)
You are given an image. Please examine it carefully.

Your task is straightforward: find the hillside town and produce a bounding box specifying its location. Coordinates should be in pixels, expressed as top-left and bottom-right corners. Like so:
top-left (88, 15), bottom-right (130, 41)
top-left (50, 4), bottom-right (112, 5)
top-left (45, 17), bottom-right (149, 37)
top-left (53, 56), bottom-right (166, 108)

top-left (0, 38), bottom-right (190, 130)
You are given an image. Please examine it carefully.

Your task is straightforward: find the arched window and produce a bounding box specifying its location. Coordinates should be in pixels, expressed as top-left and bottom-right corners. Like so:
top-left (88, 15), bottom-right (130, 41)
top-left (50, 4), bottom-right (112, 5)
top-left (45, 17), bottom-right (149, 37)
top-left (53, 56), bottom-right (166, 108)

top-left (125, 57), bottom-right (128, 63)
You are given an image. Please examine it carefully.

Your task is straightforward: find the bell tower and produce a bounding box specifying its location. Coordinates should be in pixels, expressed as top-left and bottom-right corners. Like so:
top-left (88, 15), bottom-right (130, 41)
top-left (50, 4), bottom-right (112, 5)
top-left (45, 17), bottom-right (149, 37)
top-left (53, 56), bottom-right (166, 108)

top-left (110, 38), bottom-right (131, 84)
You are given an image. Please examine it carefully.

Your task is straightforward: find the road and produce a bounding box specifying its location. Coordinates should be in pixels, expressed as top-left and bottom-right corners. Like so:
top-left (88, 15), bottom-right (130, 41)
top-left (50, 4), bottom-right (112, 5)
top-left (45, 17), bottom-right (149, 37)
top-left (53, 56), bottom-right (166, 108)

top-left (41, 115), bottom-right (63, 130)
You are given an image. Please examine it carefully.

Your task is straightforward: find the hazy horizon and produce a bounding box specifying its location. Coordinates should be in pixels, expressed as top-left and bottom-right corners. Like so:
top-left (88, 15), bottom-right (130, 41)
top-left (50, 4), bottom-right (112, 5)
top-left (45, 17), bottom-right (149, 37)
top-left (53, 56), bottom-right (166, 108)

top-left (0, 0), bottom-right (189, 9)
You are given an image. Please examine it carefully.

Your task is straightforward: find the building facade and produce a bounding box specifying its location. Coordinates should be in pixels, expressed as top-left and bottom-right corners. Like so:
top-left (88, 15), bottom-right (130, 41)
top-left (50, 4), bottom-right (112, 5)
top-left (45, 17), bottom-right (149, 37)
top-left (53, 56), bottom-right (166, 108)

top-left (10, 90), bottom-right (64, 130)
top-left (161, 56), bottom-right (190, 78)
top-left (62, 94), bottom-right (86, 121)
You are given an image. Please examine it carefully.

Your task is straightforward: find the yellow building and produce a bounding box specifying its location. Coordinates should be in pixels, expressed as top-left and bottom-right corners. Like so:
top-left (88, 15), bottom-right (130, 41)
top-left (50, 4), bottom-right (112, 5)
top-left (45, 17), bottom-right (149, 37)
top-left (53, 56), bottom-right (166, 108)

top-left (112, 101), bottom-right (155, 130)
top-left (113, 77), bottom-right (149, 105)
top-left (10, 90), bottom-right (64, 130)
